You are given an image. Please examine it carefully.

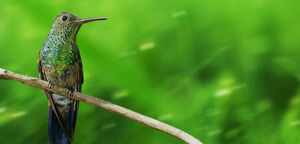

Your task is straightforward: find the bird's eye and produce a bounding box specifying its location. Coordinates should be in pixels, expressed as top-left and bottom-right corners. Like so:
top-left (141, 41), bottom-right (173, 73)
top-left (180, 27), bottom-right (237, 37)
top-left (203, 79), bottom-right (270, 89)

top-left (62, 16), bottom-right (68, 21)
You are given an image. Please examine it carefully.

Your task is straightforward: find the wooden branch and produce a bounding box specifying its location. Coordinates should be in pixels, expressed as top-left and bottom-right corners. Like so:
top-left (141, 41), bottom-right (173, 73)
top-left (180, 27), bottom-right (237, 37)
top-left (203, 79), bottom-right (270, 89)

top-left (0, 68), bottom-right (203, 144)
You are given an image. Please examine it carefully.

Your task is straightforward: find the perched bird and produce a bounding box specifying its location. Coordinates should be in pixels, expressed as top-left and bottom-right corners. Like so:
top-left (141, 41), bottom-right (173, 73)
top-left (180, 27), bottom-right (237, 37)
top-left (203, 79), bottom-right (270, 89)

top-left (38, 12), bottom-right (107, 144)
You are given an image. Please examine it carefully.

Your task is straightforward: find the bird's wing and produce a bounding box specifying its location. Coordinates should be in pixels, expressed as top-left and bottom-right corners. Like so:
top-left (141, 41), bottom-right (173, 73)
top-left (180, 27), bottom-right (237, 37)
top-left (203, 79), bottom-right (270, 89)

top-left (77, 48), bottom-right (84, 91)
top-left (72, 46), bottom-right (83, 133)
top-left (38, 60), bottom-right (74, 142)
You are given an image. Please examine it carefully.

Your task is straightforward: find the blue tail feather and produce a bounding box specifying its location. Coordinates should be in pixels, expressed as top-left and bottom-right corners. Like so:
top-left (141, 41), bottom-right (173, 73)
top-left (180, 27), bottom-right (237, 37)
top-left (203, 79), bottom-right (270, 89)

top-left (49, 106), bottom-right (75, 144)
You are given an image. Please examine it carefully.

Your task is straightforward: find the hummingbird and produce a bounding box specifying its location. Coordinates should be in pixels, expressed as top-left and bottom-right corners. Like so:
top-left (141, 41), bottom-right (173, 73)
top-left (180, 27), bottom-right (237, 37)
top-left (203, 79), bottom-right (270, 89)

top-left (38, 12), bottom-right (107, 144)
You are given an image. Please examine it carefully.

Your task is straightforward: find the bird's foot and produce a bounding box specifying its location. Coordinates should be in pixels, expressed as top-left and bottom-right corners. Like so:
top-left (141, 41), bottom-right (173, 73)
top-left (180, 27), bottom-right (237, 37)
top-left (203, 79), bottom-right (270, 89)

top-left (48, 81), bottom-right (54, 88)
top-left (67, 88), bottom-right (75, 96)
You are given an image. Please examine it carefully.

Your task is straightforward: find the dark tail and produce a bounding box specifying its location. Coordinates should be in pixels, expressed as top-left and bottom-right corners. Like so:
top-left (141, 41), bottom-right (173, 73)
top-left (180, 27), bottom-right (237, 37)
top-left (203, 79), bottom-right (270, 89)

top-left (48, 107), bottom-right (75, 144)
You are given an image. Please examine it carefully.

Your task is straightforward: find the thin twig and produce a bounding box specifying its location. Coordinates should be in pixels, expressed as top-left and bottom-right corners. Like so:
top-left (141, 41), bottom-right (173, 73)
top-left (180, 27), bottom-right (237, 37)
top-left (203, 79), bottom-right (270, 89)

top-left (0, 68), bottom-right (203, 144)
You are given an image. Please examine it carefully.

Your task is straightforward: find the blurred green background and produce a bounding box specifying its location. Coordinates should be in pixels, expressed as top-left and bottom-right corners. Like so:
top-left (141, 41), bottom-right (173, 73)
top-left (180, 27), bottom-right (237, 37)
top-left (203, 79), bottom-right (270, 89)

top-left (0, 0), bottom-right (300, 143)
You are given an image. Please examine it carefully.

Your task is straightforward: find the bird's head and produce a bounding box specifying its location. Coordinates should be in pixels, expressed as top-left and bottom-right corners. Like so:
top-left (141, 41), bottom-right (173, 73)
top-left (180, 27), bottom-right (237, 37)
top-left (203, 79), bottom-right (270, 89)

top-left (50, 12), bottom-right (107, 38)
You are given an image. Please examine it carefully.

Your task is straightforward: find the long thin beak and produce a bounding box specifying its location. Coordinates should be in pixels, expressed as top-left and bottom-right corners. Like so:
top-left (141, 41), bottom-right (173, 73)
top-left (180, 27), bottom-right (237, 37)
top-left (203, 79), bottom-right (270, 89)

top-left (75, 17), bottom-right (108, 24)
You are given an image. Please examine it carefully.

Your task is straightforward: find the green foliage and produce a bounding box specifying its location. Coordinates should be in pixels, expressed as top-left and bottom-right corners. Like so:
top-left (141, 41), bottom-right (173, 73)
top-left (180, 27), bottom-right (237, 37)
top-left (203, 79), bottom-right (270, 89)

top-left (1, 0), bottom-right (300, 143)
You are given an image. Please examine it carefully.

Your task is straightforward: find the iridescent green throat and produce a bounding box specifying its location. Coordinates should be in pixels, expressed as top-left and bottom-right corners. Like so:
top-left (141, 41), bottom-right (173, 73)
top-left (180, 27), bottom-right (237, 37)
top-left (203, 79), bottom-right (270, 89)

top-left (40, 19), bottom-right (81, 75)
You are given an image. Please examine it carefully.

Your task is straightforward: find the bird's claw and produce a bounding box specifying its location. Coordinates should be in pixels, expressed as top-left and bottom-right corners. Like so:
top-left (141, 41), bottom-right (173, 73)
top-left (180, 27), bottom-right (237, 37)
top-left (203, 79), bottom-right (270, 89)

top-left (48, 81), bottom-right (54, 88)
top-left (67, 88), bottom-right (75, 96)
